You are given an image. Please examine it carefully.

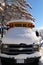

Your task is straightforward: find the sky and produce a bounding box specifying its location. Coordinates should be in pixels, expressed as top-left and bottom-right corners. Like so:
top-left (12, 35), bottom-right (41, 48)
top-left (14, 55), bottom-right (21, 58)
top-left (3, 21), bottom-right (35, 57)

top-left (27, 0), bottom-right (43, 28)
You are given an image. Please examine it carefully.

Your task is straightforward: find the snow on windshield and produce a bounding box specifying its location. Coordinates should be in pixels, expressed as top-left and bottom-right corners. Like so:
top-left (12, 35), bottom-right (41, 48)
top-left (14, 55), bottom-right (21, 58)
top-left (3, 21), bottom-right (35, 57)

top-left (4, 27), bottom-right (37, 39)
top-left (2, 27), bottom-right (40, 44)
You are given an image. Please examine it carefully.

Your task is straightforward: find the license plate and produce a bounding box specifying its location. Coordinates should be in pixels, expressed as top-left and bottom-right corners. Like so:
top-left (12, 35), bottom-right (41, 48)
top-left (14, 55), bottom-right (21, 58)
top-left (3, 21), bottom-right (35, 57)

top-left (16, 59), bottom-right (24, 63)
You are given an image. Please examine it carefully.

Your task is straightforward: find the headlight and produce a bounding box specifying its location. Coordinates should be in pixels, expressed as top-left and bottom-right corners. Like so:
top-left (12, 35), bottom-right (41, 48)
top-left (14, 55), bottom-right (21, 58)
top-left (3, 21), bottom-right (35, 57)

top-left (1, 44), bottom-right (8, 53)
top-left (2, 44), bottom-right (8, 48)
top-left (33, 44), bottom-right (40, 51)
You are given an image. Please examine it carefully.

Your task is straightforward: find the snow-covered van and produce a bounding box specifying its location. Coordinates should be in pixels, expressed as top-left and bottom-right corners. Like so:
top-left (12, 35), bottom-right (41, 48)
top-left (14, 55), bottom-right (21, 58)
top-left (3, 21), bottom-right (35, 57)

top-left (0, 20), bottom-right (41, 64)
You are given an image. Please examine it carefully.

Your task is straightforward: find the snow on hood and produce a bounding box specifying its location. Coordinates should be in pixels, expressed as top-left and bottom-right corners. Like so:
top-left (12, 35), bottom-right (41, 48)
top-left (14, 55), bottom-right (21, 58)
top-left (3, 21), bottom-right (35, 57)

top-left (2, 27), bottom-right (40, 44)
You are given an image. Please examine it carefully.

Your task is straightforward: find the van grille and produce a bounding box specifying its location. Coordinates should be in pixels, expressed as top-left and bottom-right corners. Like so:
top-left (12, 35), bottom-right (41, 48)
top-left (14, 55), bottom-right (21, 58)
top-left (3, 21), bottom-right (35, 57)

top-left (3, 44), bottom-right (34, 55)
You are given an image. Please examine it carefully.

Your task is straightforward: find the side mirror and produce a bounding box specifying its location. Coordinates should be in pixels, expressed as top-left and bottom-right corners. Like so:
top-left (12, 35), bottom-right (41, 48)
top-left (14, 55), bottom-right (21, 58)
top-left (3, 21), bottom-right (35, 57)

top-left (35, 31), bottom-right (39, 37)
top-left (40, 42), bottom-right (43, 47)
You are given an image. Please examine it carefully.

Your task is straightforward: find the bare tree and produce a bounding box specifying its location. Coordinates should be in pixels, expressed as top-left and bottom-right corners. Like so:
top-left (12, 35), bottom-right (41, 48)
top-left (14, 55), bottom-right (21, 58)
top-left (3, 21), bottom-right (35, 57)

top-left (0, 0), bottom-right (35, 25)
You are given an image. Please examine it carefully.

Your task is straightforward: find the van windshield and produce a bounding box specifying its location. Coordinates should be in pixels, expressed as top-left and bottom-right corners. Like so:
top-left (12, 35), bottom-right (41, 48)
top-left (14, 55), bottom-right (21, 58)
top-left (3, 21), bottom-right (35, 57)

top-left (5, 27), bottom-right (36, 39)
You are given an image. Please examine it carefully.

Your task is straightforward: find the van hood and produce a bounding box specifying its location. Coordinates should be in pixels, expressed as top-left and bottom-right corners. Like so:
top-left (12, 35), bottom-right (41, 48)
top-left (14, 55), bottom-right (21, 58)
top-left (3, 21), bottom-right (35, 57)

top-left (2, 37), bottom-right (39, 45)
top-left (2, 27), bottom-right (41, 45)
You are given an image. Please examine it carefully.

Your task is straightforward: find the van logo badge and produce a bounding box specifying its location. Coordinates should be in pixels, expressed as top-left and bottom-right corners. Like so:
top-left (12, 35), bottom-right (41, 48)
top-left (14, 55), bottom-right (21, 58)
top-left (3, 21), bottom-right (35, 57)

top-left (19, 48), bottom-right (24, 50)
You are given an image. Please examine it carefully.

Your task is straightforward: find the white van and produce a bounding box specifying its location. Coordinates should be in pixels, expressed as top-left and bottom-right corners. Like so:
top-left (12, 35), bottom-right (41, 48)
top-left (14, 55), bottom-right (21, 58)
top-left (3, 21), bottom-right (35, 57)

top-left (0, 20), bottom-right (41, 65)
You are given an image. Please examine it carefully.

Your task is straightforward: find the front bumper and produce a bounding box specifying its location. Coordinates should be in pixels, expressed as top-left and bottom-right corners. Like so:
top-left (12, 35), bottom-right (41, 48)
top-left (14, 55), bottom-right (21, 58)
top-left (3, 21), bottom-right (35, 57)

top-left (0, 52), bottom-right (41, 64)
top-left (1, 56), bottom-right (41, 64)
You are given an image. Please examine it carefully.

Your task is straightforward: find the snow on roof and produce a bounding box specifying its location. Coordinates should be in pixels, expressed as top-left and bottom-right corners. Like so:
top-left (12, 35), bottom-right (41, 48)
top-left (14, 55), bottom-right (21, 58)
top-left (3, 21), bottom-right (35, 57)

top-left (7, 19), bottom-right (35, 24)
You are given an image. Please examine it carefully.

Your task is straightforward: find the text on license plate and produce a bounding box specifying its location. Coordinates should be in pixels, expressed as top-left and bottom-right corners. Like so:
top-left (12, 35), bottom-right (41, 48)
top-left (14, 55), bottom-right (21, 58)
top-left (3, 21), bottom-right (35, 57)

top-left (16, 59), bottom-right (24, 63)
